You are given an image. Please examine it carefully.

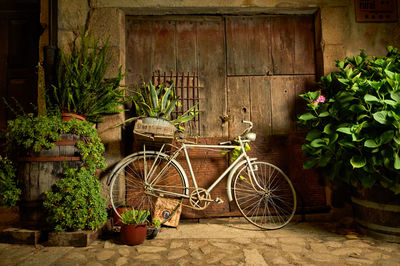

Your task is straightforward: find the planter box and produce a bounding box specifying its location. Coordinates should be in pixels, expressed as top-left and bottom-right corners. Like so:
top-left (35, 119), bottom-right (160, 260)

top-left (133, 118), bottom-right (175, 147)
top-left (47, 229), bottom-right (99, 247)
top-left (0, 228), bottom-right (41, 245)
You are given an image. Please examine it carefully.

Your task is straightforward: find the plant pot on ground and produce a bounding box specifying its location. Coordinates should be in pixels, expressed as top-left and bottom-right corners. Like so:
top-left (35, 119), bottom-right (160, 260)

top-left (298, 46), bottom-right (400, 241)
top-left (146, 218), bottom-right (161, 240)
top-left (120, 208), bottom-right (149, 245)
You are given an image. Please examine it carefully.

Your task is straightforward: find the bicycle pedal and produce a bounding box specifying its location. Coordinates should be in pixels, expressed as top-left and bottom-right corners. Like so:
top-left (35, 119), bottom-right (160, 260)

top-left (215, 197), bottom-right (224, 204)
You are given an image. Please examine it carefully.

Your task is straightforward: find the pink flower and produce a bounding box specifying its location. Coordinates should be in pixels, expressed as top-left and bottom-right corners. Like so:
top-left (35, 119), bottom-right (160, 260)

top-left (312, 95), bottom-right (326, 104)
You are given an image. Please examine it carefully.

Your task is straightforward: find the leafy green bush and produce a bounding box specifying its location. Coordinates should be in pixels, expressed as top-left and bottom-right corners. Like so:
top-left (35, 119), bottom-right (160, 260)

top-left (43, 167), bottom-right (107, 232)
top-left (46, 32), bottom-right (125, 123)
top-left (298, 47), bottom-right (400, 194)
top-left (5, 114), bottom-right (106, 171)
top-left (0, 156), bottom-right (21, 207)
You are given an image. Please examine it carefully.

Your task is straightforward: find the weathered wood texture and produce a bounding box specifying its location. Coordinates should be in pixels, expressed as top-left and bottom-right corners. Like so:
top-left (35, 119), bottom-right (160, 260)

top-left (126, 14), bottom-right (326, 216)
top-left (126, 17), bottom-right (226, 137)
top-left (17, 134), bottom-right (82, 227)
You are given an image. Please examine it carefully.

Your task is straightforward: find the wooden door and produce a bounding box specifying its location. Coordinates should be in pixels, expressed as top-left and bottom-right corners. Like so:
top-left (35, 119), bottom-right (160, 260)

top-left (126, 14), bottom-right (327, 217)
top-left (0, 2), bottom-right (40, 131)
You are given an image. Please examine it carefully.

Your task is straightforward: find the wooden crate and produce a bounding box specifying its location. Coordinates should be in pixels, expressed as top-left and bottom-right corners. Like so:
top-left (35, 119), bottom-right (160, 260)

top-left (133, 119), bottom-right (175, 147)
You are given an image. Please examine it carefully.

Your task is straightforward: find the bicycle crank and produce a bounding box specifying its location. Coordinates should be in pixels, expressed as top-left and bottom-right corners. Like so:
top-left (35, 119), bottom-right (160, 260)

top-left (189, 188), bottom-right (212, 210)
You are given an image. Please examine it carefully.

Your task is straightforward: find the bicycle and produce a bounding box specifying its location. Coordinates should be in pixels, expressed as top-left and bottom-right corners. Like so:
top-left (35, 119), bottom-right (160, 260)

top-left (107, 120), bottom-right (297, 230)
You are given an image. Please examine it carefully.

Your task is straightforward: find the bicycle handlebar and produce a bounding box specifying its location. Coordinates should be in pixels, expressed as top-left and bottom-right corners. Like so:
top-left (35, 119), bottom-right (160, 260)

top-left (241, 120), bottom-right (253, 136)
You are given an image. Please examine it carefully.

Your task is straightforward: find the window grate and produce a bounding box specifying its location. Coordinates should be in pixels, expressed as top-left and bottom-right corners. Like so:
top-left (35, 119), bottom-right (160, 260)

top-left (152, 71), bottom-right (201, 135)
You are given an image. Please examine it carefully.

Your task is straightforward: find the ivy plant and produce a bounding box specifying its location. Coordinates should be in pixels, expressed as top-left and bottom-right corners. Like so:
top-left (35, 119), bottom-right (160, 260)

top-left (43, 167), bottom-right (107, 232)
top-left (0, 156), bottom-right (21, 207)
top-left (298, 46), bottom-right (400, 194)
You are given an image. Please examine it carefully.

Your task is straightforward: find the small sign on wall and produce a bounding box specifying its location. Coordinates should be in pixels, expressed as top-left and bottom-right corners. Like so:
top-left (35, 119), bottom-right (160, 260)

top-left (355, 0), bottom-right (398, 22)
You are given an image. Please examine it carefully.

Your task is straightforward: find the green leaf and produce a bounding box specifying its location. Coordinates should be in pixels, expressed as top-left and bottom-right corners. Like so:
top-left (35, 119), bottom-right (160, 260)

top-left (336, 127), bottom-right (352, 134)
top-left (318, 112), bottom-right (329, 117)
top-left (373, 111), bottom-right (389, 125)
top-left (364, 139), bottom-right (380, 148)
top-left (380, 130), bottom-right (394, 144)
top-left (390, 91), bottom-right (400, 102)
top-left (350, 155), bottom-right (366, 168)
top-left (367, 80), bottom-right (382, 90)
top-left (323, 123), bottom-right (334, 135)
top-left (364, 94), bottom-right (380, 104)
top-left (303, 158), bottom-right (318, 170)
top-left (306, 129), bottom-right (321, 141)
top-left (318, 154), bottom-right (332, 167)
top-left (298, 113), bottom-right (316, 121)
top-left (395, 153), bottom-right (400, 170)
top-left (384, 100), bottom-right (397, 106)
top-left (360, 174), bottom-right (376, 188)
top-left (394, 136), bottom-right (400, 145)
top-left (354, 55), bottom-right (363, 66)
top-left (310, 138), bottom-right (328, 148)
top-left (385, 69), bottom-right (395, 80)
top-left (349, 104), bottom-right (367, 113)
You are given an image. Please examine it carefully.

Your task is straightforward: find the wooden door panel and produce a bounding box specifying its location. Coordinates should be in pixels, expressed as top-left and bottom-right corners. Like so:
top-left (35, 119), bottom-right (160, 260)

top-left (176, 21), bottom-right (197, 73)
top-left (226, 16), bottom-right (248, 76)
top-left (152, 20), bottom-right (176, 74)
top-left (227, 77), bottom-right (250, 137)
top-left (271, 16), bottom-right (295, 75)
top-left (197, 19), bottom-right (227, 137)
top-left (126, 20), bottom-right (154, 85)
top-left (270, 76), bottom-right (296, 134)
top-left (249, 76), bottom-right (272, 136)
top-left (248, 16), bottom-right (272, 76)
top-left (226, 16), bottom-right (272, 76)
top-left (294, 16), bottom-right (316, 74)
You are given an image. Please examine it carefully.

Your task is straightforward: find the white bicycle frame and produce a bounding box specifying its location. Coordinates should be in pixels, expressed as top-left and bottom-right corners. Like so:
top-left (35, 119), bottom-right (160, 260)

top-left (145, 135), bottom-right (261, 203)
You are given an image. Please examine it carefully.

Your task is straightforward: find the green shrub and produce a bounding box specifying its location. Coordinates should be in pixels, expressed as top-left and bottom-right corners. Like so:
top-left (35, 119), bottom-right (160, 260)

top-left (298, 47), bottom-right (400, 194)
top-left (0, 156), bottom-right (21, 207)
top-left (43, 167), bottom-right (107, 232)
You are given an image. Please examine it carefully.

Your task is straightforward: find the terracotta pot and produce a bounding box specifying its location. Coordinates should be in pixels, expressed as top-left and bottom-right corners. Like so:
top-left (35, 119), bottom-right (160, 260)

top-left (120, 223), bottom-right (147, 245)
top-left (113, 207), bottom-right (129, 226)
top-left (61, 113), bottom-right (86, 122)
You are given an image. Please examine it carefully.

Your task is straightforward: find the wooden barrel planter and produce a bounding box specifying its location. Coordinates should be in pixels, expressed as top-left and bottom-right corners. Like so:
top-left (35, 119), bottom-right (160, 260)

top-left (352, 186), bottom-right (400, 243)
top-left (17, 134), bottom-right (82, 228)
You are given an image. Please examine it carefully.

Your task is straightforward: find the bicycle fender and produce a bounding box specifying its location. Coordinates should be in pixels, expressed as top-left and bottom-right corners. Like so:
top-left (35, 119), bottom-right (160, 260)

top-left (226, 158), bottom-right (257, 202)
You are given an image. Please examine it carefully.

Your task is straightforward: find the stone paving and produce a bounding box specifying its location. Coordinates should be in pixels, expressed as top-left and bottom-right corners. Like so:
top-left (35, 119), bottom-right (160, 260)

top-left (0, 219), bottom-right (399, 266)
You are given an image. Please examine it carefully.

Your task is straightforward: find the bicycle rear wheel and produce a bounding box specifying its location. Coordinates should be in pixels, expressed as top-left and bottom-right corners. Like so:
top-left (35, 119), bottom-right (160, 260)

top-left (233, 161), bottom-right (296, 230)
top-left (109, 152), bottom-right (188, 224)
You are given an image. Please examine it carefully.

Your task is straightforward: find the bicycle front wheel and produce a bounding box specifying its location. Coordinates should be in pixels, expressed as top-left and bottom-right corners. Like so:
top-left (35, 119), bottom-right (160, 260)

top-left (109, 152), bottom-right (187, 223)
top-left (233, 161), bottom-right (296, 230)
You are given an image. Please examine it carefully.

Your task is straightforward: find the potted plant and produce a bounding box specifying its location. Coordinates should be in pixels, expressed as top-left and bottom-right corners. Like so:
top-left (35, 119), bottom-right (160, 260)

top-left (4, 113), bottom-right (107, 229)
top-left (146, 218), bottom-right (161, 240)
top-left (298, 46), bottom-right (400, 240)
top-left (46, 31), bottom-right (125, 123)
top-left (121, 82), bottom-right (198, 129)
top-left (112, 202), bottom-right (129, 226)
top-left (120, 208), bottom-right (149, 245)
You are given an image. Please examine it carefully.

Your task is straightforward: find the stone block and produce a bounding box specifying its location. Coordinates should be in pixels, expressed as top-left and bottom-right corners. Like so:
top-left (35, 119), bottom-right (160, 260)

top-left (0, 228), bottom-right (41, 245)
top-left (88, 8), bottom-right (125, 48)
top-left (322, 44), bottom-right (345, 75)
top-left (58, 0), bottom-right (89, 30)
top-left (47, 230), bottom-right (99, 247)
top-left (321, 7), bottom-right (349, 45)
top-left (58, 30), bottom-right (77, 54)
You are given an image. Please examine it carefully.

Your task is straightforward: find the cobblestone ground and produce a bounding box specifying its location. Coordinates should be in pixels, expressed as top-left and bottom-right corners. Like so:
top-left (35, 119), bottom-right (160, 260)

top-left (0, 220), bottom-right (399, 266)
